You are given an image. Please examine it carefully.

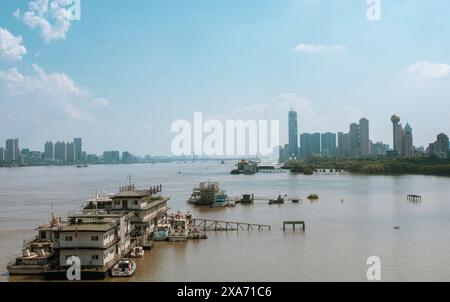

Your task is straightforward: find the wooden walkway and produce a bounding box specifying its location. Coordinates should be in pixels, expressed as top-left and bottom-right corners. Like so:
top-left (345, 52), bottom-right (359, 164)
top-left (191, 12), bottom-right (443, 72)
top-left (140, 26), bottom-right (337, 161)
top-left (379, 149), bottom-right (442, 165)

top-left (193, 218), bottom-right (271, 231)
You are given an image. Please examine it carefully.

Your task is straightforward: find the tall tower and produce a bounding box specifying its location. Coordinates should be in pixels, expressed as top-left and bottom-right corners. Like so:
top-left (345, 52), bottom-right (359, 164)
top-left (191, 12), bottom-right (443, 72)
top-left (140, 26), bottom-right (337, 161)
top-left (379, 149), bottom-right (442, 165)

top-left (391, 115), bottom-right (403, 155)
top-left (404, 123), bottom-right (414, 157)
top-left (288, 110), bottom-right (299, 159)
top-left (359, 118), bottom-right (370, 156)
top-left (74, 138), bottom-right (82, 162)
top-left (349, 123), bottom-right (360, 157)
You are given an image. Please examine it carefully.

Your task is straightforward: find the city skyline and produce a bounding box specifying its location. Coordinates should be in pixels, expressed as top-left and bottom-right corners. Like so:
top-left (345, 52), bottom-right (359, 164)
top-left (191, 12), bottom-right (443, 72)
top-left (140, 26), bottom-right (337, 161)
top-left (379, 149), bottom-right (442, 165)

top-left (1, 1), bottom-right (450, 154)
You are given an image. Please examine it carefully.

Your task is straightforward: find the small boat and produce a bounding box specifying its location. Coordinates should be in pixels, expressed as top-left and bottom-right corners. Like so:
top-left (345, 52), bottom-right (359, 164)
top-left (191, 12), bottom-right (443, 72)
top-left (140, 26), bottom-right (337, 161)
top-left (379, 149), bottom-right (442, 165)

top-left (153, 223), bottom-right (170, 241)
top-left (168, 212), bottom-right (189, 242)
top-left (269, 194), bottom-right (286, 205)
top-left (111, 259), bottom-right (136, 277)
top-left (188, 227), bottom-right (208, 240)
top-left (130, 246), bottom-right (144, 258)
top-left (76, 164), bottom-right (88, 168)
top-left (228, 200), bottom-right (236, 207)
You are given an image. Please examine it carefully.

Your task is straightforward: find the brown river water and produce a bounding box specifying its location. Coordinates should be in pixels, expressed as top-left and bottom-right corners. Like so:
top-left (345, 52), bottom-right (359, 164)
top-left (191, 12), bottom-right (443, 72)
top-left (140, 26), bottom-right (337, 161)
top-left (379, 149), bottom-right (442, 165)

top-left (1, 162), bottom-right (450, 282)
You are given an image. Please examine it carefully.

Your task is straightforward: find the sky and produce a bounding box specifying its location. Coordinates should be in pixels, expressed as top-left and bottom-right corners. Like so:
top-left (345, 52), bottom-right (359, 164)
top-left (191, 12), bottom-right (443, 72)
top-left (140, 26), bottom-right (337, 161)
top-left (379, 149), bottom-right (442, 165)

top-left (1, 0), bottom-right (450, 155)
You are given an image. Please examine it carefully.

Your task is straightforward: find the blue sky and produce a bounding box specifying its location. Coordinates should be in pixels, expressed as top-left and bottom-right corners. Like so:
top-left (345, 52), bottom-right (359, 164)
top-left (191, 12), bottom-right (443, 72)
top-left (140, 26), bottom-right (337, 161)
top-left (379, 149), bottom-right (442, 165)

top-left (1, 0), bottom-right (450, 155)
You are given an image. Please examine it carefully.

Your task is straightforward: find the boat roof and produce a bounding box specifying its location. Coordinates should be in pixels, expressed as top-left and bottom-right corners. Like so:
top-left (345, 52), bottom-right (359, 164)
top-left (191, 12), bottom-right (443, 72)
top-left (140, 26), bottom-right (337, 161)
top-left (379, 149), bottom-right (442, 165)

top-left (112, 190), bottom-right (152, 198)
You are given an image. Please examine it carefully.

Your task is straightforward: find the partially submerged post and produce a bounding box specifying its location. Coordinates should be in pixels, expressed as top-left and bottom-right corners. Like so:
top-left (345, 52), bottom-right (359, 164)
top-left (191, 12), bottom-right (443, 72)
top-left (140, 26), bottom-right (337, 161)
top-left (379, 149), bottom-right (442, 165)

top-left (283, 221), bottom-right (305, 232)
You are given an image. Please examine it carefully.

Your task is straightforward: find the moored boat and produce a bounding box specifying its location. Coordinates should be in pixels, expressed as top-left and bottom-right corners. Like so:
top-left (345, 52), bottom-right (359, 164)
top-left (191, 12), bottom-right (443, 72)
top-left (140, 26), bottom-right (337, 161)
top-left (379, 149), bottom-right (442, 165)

top-left (153, 223), bottom-right (170, 241)
top-left (168, 211), bottom-right (189, 242)
top-left (111, 259), bottom-right (136, 277)
top-left (130, 246), bottom-right (145, 258)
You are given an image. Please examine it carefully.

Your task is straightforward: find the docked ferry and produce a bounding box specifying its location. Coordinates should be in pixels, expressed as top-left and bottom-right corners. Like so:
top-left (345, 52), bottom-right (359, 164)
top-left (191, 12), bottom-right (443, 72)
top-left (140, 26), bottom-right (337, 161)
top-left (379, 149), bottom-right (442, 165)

top-left (7, 215), bottom-right (64, 275)
top-left (187, 182), bottom-right (229, 207)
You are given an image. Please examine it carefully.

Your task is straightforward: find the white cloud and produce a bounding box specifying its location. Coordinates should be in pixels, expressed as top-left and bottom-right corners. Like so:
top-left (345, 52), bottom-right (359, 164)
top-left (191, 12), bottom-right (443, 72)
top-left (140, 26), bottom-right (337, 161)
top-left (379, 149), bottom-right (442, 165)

top-left (216, 93), bottom-right (363, 141)
top-left (0, 64), bottom-right (107, 121)
top-left (403, 60), bottom-right (450, 81)
top-left (0, 28), bottom-right (27, 61)
top-left (293, 43), bottom-right (347, 54)
top-left (91, 97), bottom-right (109, 108)
top-left (17, 0), bottom-right (76, 42)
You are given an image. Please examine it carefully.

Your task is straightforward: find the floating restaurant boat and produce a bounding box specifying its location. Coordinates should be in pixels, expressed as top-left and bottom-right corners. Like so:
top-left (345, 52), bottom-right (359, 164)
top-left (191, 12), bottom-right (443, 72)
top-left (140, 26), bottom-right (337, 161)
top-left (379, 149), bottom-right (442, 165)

top-left (111, 259), bottom-right (137, 277)
top-left (187, 182), bottom-right (229, 207)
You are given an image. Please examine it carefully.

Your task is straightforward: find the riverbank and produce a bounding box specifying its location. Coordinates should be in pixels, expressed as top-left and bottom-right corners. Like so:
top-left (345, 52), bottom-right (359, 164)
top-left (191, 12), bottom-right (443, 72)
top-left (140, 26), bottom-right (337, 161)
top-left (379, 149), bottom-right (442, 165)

top-left (282, 157), bottom-right (450, 176)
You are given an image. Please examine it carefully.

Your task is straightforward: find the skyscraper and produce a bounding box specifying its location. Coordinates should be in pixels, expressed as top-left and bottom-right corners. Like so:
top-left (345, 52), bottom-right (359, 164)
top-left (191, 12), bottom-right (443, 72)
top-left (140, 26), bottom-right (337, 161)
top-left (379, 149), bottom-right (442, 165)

top-left (338, 132), bottom-right (352, 158)
top-left (0, 147), bottom-right (4, 162)
top-left (44, 141), bottom-right (54, 160)
top-left (403, 123), bottom-right (414, 158)
top-left (433, 133), bottom-right (449, 159)
top-left (66, 142), bottom-right (75, 163)
top-left (321, 132), bottom-right (337, 157)
top-left (54, 141), bottom-right (67, 162)
top-left (74, 138), bottom-right (82, 162)
top-left (5, 139), bottom-right (19, 162)
top-left (300, 133), bottom-right (321, 159)
top-left (391, 115), bottom-right (404, 155)
top-left (288, 110), bottom-right (299, 159)
top-left (349, 123), bottom-right (360, 157)
top-left (359, 118), bottom-right (370, 156)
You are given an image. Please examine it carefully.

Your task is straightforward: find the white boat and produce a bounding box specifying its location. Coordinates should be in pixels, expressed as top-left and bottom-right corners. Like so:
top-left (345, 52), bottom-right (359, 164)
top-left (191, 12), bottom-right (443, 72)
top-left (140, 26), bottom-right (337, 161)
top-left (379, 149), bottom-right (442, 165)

top-left (130, 246), bottom-right (145, 258)
top-left (168, 211), bottom-right (189, 242)
top-left (111, 259), bottom-right (136, 277)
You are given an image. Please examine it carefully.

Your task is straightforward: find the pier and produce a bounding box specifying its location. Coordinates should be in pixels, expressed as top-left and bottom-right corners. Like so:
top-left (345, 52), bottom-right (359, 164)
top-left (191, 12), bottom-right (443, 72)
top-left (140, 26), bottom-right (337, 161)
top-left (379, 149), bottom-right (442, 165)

top-left (407, 195), bottom-right (422, 203)
top-left (283, 221), bottom-right (305, 232)
top-left (193, 218), bottom-right (271, 231)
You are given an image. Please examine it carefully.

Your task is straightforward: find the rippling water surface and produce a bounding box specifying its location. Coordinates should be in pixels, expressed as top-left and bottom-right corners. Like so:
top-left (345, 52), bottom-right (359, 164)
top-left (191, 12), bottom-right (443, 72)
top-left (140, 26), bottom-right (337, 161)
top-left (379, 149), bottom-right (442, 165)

top-left (1, 162), bottom-right (450, 281)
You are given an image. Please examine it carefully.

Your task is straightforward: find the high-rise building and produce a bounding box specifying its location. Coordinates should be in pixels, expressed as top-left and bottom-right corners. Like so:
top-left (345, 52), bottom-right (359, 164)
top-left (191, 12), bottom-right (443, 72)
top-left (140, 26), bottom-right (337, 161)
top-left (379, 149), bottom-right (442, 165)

top-left (372, 142), bottom-right (388, 156)
top-left (103, 151), bottom-right (120, 163)
top-left (359, 118), bottom-right (370, 156)
top-left (54, 141), bottom-right (67, 162)
top-left (66, 142), bottom-right (75, 163)
top-left (391, 115), bottom-right (404, 156)
top-left (44, 141), bottom-right (54, 160)
top-left (430, 133), bottom-right (450, 159)
top-left (74, 138), bottom-right (82, 162)
top-left (288, 110), bottom-right (299, 159)
top-left (349, 123), bottom-right (360, 157)
top-left (122, 151), bottom-right (133, 163)
top-left (0, 147), bottom-right (4, 162)
top-left (403, 123), bottom-right (414, 158)
top-left (338, 132), bottom-right (352, 158)
top-left (321, 132), bottom-right (337, 157)
top-left (300, 133), bottom-right (321, 159)
top-left (5, 139), bottom-right (19, 162)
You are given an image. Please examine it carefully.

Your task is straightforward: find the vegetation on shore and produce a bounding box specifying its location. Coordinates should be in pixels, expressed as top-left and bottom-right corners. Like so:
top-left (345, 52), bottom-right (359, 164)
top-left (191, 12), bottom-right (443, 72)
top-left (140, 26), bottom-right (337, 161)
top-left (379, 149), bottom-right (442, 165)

top-left (282, 156), bottom-right (450, 176)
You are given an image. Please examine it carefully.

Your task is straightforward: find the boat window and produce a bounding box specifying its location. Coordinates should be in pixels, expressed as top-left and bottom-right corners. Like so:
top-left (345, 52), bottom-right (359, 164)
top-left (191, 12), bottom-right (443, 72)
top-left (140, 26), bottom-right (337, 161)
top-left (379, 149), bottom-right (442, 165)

top-left (40, 231), bottom-right (46, 240)
top-left (91, 236), bottom-right (99, 241)
top-left (65, 236), bottom-right (72, 241)
top-left (92, 255), bottom-right (99, 260)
